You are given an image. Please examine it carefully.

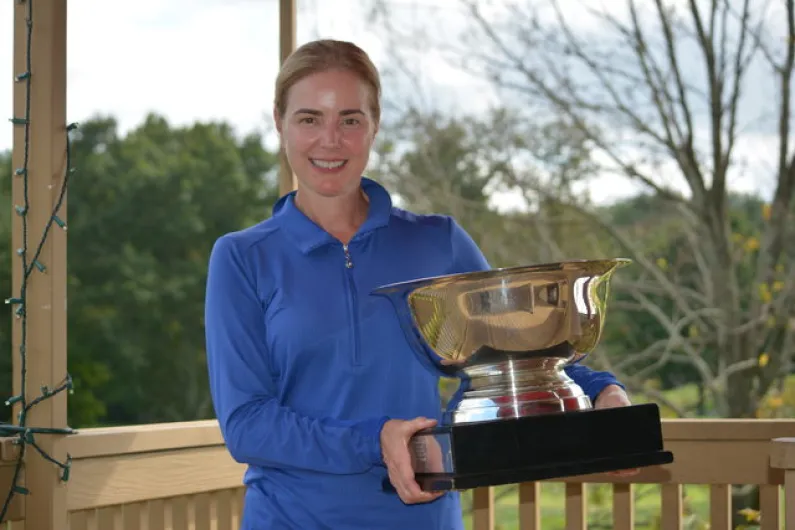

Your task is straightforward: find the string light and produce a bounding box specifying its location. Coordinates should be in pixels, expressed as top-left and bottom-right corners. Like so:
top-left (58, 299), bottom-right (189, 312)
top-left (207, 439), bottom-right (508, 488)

top-left (1, 0), bottom-right (76, 523)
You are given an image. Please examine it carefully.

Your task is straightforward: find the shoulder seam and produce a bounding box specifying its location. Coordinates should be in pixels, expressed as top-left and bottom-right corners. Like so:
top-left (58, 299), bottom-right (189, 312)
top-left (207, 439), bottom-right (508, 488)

top-left (231, 221), bottom-right (284, 258)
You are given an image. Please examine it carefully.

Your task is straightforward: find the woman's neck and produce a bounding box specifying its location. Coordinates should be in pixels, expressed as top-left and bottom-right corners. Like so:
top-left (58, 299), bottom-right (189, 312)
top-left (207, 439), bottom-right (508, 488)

top-left (294, 186), bottom-right (369, 244)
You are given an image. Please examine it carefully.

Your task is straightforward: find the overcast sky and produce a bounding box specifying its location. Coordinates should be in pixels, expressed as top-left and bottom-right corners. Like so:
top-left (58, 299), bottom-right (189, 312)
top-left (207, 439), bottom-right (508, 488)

top-left (0, 0), bottom-right (482, 148)
top-left (0, 0), bottom-right (371, 151)
top-left (0, 0), bottom-right (781, 206)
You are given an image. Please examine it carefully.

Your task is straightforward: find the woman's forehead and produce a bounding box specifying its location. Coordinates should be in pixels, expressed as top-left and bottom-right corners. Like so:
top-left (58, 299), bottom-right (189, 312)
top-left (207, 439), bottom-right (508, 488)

top-left (287, 70), bottom-right (372, 112)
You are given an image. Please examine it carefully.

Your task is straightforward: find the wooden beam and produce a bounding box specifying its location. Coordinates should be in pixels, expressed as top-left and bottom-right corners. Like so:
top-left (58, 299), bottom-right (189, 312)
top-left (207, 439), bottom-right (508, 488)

top-left (279, 0), bottom-right (297, 77)
top-left (770, 437), bottom-right (795, 530)
top-left (278, 0), bottom-right (297, 197)
top-left (0, 463), bottom-right (24, 522)
top-left (11, 0), bottom-right (70, 528)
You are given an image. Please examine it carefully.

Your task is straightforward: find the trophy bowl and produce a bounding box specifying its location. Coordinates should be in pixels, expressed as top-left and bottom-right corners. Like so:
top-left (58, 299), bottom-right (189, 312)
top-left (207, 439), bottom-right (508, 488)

top-left (372, 258), bottom-right (630, 424)
top-left (373, 258), bottom-right (674, 492)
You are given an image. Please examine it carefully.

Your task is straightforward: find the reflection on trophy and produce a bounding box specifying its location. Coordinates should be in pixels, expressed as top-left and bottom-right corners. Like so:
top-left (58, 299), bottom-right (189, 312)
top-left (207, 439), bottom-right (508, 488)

top-left (373, 258), bottom-right (674, 491)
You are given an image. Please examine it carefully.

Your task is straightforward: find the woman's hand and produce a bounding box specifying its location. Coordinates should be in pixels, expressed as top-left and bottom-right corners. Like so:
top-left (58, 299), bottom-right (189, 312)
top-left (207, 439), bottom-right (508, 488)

top-left (594, 385), bottom-right (641, 477)
top-left (380, 417), bottom-right (445, 505)
top-left (594, 384), bottom-right (632, 409)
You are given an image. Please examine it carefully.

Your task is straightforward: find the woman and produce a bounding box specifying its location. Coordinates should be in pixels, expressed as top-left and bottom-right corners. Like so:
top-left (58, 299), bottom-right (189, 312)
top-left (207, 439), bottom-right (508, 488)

top-left (204, 39), bottom-right (632, 530)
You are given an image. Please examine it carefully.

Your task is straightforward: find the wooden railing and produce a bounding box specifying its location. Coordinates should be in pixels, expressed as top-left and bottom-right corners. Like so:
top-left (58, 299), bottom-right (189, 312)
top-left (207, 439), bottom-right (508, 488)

top-left (2, 421), bottom-right (247, 530)
top-left (467, 421), bottom-right (795, 530)
top-left (1, 419), bottom-right (794, 529)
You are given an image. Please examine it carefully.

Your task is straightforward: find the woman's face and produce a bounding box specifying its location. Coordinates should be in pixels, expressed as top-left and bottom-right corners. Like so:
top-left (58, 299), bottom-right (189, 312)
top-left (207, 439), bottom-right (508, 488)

top-left (276, 69), bottom-right (378, 199)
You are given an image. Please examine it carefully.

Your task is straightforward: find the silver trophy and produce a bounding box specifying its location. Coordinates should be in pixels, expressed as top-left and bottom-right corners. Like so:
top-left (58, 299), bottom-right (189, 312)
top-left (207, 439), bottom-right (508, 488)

top-left (373, 258), bottom-right (673, 491)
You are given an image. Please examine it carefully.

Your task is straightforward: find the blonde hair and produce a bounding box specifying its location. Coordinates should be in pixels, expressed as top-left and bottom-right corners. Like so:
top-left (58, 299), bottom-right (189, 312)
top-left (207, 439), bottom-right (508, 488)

top-left (274, 39), bottom-right (382, 125)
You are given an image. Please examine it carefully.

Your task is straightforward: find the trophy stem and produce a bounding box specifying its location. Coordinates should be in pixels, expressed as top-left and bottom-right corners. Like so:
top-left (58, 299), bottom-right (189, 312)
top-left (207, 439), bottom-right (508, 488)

top-left (446, 357), bottom-right (592, 424)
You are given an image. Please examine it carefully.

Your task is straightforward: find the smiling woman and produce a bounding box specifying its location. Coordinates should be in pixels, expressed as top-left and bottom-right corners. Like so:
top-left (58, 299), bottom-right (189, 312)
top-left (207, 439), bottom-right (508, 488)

top-left (272, 41), bottom-right (381, 243)
top-left (203, 38), bottom-right (630, 530)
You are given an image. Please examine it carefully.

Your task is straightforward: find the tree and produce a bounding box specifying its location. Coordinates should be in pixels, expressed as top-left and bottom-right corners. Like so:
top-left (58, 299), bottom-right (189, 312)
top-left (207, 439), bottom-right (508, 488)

top-left (370, 0), bottom-right (795, 419)
top-left (1, 114), bottom-right (280, 427)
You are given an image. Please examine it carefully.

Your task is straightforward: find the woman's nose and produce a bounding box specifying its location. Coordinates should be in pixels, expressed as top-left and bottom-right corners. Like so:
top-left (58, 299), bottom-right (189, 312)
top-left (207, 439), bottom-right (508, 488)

top-left (320, 124), bottom-right (342, 147)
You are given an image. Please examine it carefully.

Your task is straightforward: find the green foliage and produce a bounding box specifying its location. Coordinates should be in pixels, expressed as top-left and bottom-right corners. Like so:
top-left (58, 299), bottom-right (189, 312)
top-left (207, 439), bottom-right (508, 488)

top-left (1, 114), bottom-right (279, 427)
top-left (756, 374), bottom-right (795, 418)
top-left (595, 191), bottom-right (793, 412)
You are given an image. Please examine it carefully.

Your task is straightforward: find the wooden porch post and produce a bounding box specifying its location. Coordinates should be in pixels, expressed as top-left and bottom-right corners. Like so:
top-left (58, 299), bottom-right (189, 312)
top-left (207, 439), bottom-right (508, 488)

top-left (278, 0), bottom-right (297, 197)
top-left (771, 437), bottom-right (795, 529)
top-left (10, 0), bottom-right (70, 528)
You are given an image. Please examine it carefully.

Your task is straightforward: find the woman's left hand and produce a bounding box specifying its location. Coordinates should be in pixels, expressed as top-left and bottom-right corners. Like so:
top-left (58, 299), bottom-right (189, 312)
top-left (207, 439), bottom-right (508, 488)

top-left (594, 384), bottom-right (632, 409)
top-left (594, 385), bottom-right (640, 477)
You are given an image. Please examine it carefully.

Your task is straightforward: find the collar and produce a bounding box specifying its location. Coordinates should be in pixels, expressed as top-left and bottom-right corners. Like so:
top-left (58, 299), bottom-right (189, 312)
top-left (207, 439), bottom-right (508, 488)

top-left (271, 177), bottom-right (393, 253)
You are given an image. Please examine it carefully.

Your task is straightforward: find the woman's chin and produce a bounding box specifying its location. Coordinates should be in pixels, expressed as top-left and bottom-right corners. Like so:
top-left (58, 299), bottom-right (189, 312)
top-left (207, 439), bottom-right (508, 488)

top-left (306, 173), bottom-right (361, 198)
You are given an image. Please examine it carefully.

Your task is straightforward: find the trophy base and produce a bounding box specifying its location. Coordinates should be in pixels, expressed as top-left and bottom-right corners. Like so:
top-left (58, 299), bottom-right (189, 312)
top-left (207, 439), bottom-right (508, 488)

top-left (385, 403), bottom-right (673, 492)
top-left (415, 451), bottom-right (673, 491)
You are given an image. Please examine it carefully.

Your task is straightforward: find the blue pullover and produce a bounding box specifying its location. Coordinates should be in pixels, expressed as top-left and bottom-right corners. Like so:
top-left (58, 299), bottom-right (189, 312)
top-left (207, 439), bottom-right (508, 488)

top-left (204, 177), bottom-right (623, 529)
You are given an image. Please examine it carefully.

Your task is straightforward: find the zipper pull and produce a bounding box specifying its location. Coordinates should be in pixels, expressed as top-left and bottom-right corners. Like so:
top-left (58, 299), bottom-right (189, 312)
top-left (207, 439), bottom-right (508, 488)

top-left (343, 244), bottom-right (353, 268)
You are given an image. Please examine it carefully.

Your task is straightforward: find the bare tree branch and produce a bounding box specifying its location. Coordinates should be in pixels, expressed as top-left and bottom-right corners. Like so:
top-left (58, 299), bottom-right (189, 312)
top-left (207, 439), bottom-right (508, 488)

top-left (368, 0), bottom-right (794, 418)
top-left (462, 0), bottom-right (695, 207)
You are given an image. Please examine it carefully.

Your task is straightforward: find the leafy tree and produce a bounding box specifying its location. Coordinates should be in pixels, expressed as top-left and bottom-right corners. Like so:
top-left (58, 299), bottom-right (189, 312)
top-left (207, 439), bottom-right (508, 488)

top-left (1, 114), bottom-right (280, 427)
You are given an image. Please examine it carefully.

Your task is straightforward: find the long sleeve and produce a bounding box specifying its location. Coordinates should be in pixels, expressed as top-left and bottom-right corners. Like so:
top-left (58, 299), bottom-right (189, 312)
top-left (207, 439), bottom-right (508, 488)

top-left (445, 216), bottom-right (625, 404)
top-left (564, 362), bottom-right (625, 404)
top-left (204, 236), bottom-right (388, 474)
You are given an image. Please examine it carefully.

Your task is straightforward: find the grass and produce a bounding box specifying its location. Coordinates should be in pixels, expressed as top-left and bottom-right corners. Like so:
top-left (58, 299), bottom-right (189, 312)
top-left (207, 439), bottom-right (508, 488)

top-left (461, 483), bottom-right (713, 530)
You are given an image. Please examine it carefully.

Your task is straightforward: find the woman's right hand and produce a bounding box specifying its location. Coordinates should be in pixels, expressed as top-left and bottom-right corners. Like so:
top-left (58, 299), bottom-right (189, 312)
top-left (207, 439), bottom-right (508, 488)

top-left (380, 417), bottom-right (445, 505)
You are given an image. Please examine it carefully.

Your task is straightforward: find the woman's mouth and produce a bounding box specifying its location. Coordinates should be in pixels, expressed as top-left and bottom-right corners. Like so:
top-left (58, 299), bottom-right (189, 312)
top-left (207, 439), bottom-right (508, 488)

top-left (310, 159), bottom-right (348, 171)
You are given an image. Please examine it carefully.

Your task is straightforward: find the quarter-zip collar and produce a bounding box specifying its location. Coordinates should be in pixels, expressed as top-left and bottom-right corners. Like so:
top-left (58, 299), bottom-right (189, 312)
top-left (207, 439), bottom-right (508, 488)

top-left (272, 177), bottom-right (393, 254)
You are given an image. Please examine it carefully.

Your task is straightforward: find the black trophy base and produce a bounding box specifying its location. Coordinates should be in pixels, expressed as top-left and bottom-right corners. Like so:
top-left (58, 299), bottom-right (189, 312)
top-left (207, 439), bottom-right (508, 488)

top-left (391, 403), bottom-right (674, 492)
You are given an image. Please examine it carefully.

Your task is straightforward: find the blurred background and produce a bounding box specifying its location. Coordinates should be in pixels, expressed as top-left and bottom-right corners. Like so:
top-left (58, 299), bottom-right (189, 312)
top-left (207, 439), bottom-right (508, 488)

top-left (2, 1), bottom-right (792, 528)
